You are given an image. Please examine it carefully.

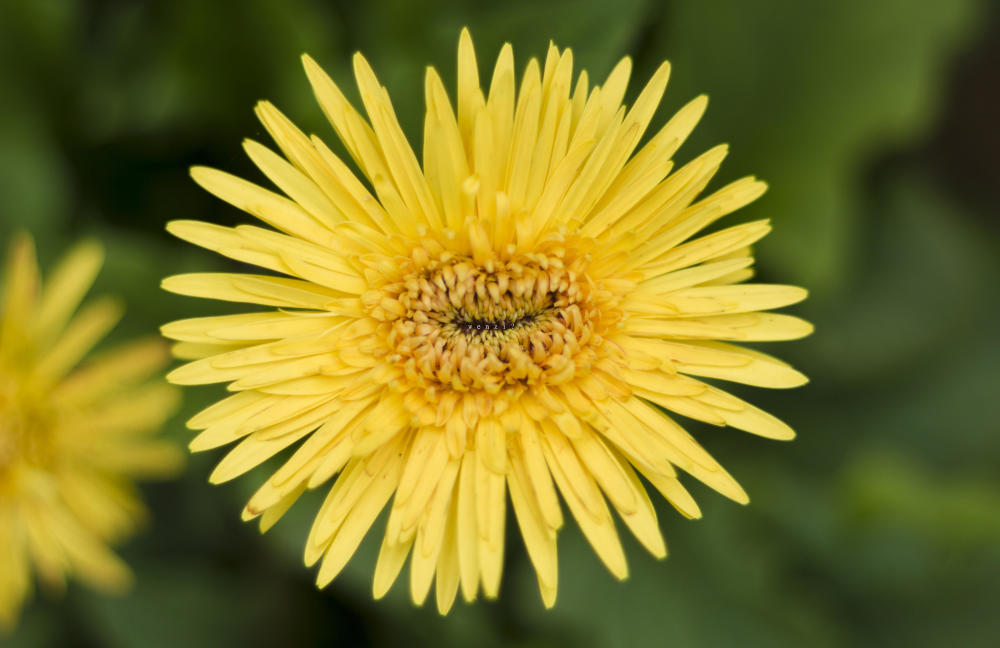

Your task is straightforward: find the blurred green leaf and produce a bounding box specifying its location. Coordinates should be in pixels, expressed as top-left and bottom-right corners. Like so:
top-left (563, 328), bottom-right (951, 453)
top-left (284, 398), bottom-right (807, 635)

top-left (803, 171), bottom-right (998, 382)
top-left (841, 449), bottom-right (1000, 545)
top-left (81, 564), bottom-right (269, 648)
top-left (508, 500), bottom-right (845, 648)
top-left (652, 0), bottom-right (983, 294)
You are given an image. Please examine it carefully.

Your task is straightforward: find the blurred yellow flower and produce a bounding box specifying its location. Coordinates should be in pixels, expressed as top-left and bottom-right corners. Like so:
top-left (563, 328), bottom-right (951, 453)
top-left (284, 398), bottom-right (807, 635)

top-left (162, 29), bottom-right (811, 613)
top-left (0, 233), bottom-right (182, 631)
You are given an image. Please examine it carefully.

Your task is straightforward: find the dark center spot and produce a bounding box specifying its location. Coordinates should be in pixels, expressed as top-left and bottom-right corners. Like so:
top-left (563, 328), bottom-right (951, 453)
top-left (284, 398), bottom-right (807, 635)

top-left (454, 313), bottom-right (539, 335)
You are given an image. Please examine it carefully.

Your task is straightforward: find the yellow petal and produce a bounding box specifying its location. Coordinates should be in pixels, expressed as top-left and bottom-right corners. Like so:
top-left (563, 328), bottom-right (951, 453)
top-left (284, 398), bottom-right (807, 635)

top-left (507, 449), bottom-right (559, 605)
top-left (243, 139), bottom-right (343, 229)
top-left (540, 423), bottom-right (627, 579)
top-left (670, 341), bottom-right (809, 388)
top-left (409, 458), bottom-right (459, 606)
top-left (314, 442), bottom-right (405, 587)
top-left (373, 534), bottom-right (413, 600)
top-left (456, 449), bottom-right (481, 602)
top-left (35, 238), bottom-right (103, 343)
top-left (162, 273), bottom-right (340, 309)
top-left (190, 166), bottom-right (334, 244)
top-left (434, 495), bottom-right (462, 614)
top-left (0, 232), bottom-right (39, 351)
top-left (34, 297), bottom-right (122, 385)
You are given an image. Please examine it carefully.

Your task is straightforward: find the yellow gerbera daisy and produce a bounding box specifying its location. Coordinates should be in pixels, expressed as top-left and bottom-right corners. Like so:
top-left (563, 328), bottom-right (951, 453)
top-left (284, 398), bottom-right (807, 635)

top-left (0, 233), bottom-right (182, 631)
top-left (162, 29), bottom-right (811, 613)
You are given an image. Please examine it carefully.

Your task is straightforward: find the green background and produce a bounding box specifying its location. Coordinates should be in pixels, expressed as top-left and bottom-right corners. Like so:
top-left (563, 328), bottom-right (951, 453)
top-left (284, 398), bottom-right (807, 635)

top-left (2, 0), bottom-right (998, 646)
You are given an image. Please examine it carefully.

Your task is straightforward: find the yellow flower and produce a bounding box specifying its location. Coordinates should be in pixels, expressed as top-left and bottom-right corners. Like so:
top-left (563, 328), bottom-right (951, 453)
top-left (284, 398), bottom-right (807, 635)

top-left (162, 29), bottom-right (811, 613)
top-left (0, 233), bottom-right (182, 631)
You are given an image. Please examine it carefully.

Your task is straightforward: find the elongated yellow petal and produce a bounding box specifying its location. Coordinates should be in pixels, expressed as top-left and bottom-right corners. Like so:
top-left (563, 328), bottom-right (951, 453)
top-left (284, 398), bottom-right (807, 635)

top-left (0, 233), bottom-right (38, 353)
top-left (373, 534), bottom-right (413, 599)
top-left (35, 239), bottom-right (103, 343)
top-left (409, 458), bottom-right (459, 605)
top-left (314, 442), bottom-right (405, 587)
top-left (623, 312), bottom-right (814, 341)
top-left (208, 408), bottom-right (326, 484)
top-left (301, 54), bottom-right (389, 185)
top-left (54, 338), bottom-right (169, 404)
top-left (162, 273), bottom-right (342, 309)
top-left (639, 257), bottom-right (754, 294)
top-left (508, 449), bottom-right (558, 605)
top-left (541, 424), bottom-right (628, 579)
top-left (434, 495), bottom-right (462, 614)
top-left (668, 341), bottom-right (809, 388)
top-left (456, 449), bottom-right (480, 602)
top-left (34, 297), bottom-right (123, 385)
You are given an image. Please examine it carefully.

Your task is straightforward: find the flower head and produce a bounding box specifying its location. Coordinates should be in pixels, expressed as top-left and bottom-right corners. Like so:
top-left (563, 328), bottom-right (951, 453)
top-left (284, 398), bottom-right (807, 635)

top-left (163, 29), bottom-right (811, 613)
top-left (0, 233), bottom-right (182, 630)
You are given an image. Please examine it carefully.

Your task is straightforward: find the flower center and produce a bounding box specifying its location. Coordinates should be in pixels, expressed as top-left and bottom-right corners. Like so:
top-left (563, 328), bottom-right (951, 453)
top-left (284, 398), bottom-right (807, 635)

top-left (362, 246), bottom-right (627, 395)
